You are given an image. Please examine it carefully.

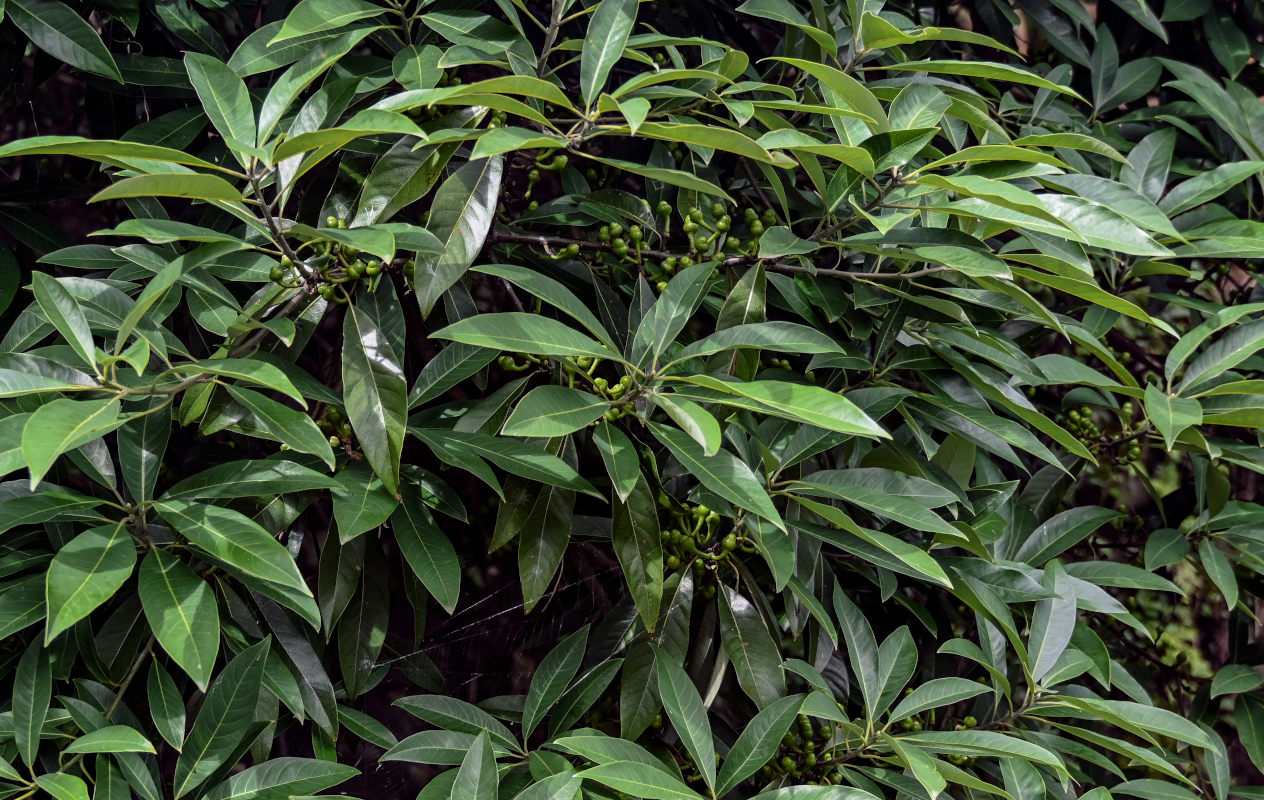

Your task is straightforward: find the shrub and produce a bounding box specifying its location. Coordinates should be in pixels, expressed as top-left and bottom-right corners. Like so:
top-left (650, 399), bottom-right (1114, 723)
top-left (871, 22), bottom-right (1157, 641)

top-left (1, 0), bottom-right (1263, 799)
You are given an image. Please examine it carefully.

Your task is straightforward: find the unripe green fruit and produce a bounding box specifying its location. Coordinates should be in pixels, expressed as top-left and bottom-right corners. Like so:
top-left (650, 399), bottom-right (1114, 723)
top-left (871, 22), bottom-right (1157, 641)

top-left (722, 533), bottom-right (737, 552)
top-left (688, 208), bottom-right (703, 223)
top-left (656, 281), bottom-right (669, 292)
top-left (597, 226), bottom-right (611, 242)
top-left (749, 221), bottom-right (765, 236)
top-left (329, 436), bottom-right (341, 447)
top-left (609, 223), bottom-right (623, 237)
top-left (657, 200), bottom-right (672, 217)
top-left (780, 757), bottom-right (795, 771)
top-left (269, 266), bottom-right (285, 282)
top-left (666, 555), bottom-right (681, 569)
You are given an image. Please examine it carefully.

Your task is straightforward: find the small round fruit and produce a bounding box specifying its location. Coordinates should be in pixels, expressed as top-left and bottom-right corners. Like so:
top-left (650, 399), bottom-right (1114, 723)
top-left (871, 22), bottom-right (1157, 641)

top-left (269, 266), bottom-right (285, 282)
top-left (666, 555), bottom-right (682, 569)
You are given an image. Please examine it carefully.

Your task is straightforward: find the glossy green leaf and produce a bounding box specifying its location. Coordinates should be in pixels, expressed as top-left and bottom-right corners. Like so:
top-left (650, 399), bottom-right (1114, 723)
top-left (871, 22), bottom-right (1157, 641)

top-left (22, 397), bottom-right (121, 489)
top-left (575, 761), bottom-right (704, 800)
top-left (580, 0), bottom-right (638, 109)
top-left (173, 639), bottom-right (270, 798)
top-left (45, 522), bottom-right (135, 642)
top-left (65, 725), bottom-right (155, 754)
top-left (522, 625), bottom-right (589, 739)
top-left (502, 386), bottom-right (608, 437)
top-left (155, 499), bottom-right (309, 593)
top-left (7, 0), bottom-right (122, 81)
top-left (138, 548), bottom-right (221, 691)
top-left (390, 484), bottom-right (461, 614)
top-left (652, 644), bottom-right (715, 790)
top-left (13, 639), bottom-right (51, 767)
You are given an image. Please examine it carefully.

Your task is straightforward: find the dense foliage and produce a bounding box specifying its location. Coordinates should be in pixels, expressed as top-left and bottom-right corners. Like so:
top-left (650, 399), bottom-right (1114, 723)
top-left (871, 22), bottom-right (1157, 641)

top-left (2, 0), bottom-right (1264, 798)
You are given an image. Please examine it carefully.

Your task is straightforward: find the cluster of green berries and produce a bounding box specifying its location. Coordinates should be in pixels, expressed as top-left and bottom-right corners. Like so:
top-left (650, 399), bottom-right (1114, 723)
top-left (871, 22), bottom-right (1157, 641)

top-left (594, 221), bottom-right (645, 263)
top-left (1065, 405), bottom-right (1100, 443)
top-left (317, 406), bottom-right (352, 449)
top-left (268, 216), bottom-right (391, 302)
top-left (759, 715), bottom-right (837, 784)
top-left (486, 109), bottom-right (509, 128)
top-left (1115, 401), bottom-right (1143, 465)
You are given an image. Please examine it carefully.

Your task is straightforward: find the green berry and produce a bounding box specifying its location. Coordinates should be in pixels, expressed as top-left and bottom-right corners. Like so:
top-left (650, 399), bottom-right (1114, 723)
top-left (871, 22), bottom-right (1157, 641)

top-left (269, 266), bottom-right (285, 282)
top-left (688, 207), bottom-right (703, 223)
top-left (666, 555), bottom-right (682, 569)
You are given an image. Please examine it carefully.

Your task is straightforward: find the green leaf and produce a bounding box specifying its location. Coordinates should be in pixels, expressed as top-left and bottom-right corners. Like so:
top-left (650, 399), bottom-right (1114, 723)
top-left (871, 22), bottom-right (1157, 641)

top-left (612, 475), bottom-right (663, 630)
top-left (1011, 506), bottom-right (1122, 566)
top-left (1210, 664), bottom-right (1263, 698)
top-left (1176, 320), bottom-right (1264, 394)
top-left (888, 677), bottom-right (989, 723)
top-left (719, 584), bottom-right (787, 707)
top-left (271, 0), bottom-right (383, 43)
top-left (147, 661), bottom-right (187, 749)
top-left (414, 156), bottom-right (502, 317)
top-left (45, 521), bottom-right (135, 642)
top-left (65, 725), bottom-right (155, 754)
top-left (7, 0), bottom-right (122, 81)
top-left (472, 264), bottom-right (616, 349)
top-left (580, 0), bottom-right (639, 110)
top-left (593, 420), bottom-right (639, 503)
top-left (343, 288), bottom-right (407, 493)
top-left (91, 174), bottom-right (243, 204)
top-left (575, 762), bottom-right (705, 800)
top-left (879, 59), bottom-right (1085, 100)
top-left (633, 264), bottom-right (714, 366)
top-left (382, 730), bottom-right (478, 765)
top-left (394, 695), bottom-right (518, 753)
top-left (1144, 384), bottom-right (1202, 450)
top-left (138, 548), bottom-right (221, 691)
top-left (0, 136), bottom-right (221, 171)
top-left (900, 730), bottom-right (1065, 770)
top-left (13, 639), bottom-right (50, 767)
top-left (502, 386), bottom-right (608, 437)
top-left (716, 694), bottom-right (803, 795)
top-left (155, 499), bottom-right (309, 593)
top-left (221, 384), bottom-right (335, 468)
top-left (652, 644), bottom-right (715, 791)
top-left (452, 732), bottom-right (497, 800)
top-left (508, 774), bottom-right (581, 800)
top-left (203, 758), bottom-right (358, 800)
top-left (409, 343), bottom-right (498, 408)
top-left (677, 376), bottom-right (887, 439)
top-left (256, 28), bottom-right (373, 144)
top-left (411, 428), bottom-right (599, 497)
top-left (184, 52), bottom-right (259, 164)
top-left (766, 58), bottom-right (886, 129)
top-left (649, 423), bottom-right (784, 530)
top-left (391, 484), bottom-right (461, 614)
top-left (173, 639), bottom-right (270, 798)
top-left (22, 397), bottom-right (122, 489)
top-left (832, 589), bottom-right (880, 718)
top-left (1158, 161), bottom-right (1264, 217)
top-left (31, 273), bottom-right (95, 368)
top-left (34, 775), bottom-right (90, 800)
top-left (162, 459), bottom-right (339, 501)
top-left (654, 395), bottom-right (721, 456)
top-left (522, 625), bottom-right (589, 739)
top-left (676, 321), bottom-right (840, 361)
top-left (432, 312), bottom-right (615, 360)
